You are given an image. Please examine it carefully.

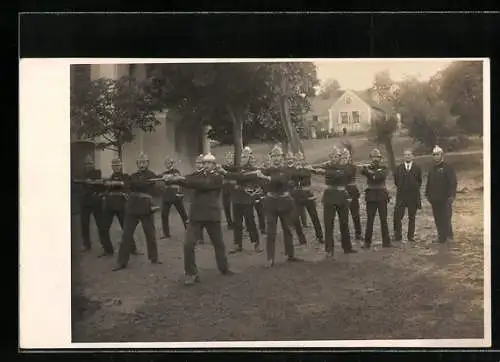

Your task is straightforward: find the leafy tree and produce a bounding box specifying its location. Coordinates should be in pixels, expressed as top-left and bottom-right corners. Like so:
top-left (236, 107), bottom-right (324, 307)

top-left (146, 62), bottom-right (318, 165)
top-left (438, 61), bottom-right (483, 135)
top-left (318, 78), bottom-right (342, 100)
top-left (368, 70), bottom-right (399, 172)
top-left (71, 76), bottom-right (160, 158)
top-left (395, 76), bottom-right (457, 151)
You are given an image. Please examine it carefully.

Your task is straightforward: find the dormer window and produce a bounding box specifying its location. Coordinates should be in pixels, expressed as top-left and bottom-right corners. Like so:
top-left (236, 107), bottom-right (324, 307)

top-left (345, 95), bottom-right (352, 104)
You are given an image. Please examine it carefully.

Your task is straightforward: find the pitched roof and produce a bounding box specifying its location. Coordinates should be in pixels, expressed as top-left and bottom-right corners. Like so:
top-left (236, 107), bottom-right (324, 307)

top-left (306, 94), bottom-right (341, 118)
top-left (352, 89), bottom-right (391, 113)
top-left (307, 89), bottom-right (392, 119)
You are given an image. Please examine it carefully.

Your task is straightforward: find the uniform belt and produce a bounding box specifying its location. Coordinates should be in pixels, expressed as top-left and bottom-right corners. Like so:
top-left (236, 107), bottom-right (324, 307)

top-left (367, 184), bottom-right (387, 190)
top-left (347, 183), bottom-right (357, 186)
top-left (130, 192), bottom-right (153, 199)
top-left (266, 191), bottom-right (290, 198)
top-left (108, 191), bottom-right (127, 197)
top-left (296, 185), bottom-right (311, 190)
top-left (327, 185), bottom-right (346, 190)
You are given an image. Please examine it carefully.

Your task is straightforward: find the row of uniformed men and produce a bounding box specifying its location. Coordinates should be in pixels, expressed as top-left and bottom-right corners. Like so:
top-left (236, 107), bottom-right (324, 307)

top-left (75, 143), bottom-right (457, 285)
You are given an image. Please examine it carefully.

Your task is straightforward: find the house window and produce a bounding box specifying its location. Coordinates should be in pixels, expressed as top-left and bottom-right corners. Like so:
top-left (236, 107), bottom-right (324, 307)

top-left (340, 112), bottom-right (349, 124)
top-left (352, 111), bottom-right (360, 123)
top-left (312, 115), bottom-right (318, 122)
top-left (345, 95), bottom-right (352, 104)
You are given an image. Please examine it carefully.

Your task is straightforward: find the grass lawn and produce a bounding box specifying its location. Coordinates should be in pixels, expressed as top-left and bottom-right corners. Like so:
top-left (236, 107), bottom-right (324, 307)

top-left (71, 136), bottom-right (485, 343)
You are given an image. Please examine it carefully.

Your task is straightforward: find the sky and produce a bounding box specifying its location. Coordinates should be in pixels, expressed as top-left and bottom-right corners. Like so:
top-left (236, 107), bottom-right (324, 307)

top-left (314, 60), bottom-right (453, 91)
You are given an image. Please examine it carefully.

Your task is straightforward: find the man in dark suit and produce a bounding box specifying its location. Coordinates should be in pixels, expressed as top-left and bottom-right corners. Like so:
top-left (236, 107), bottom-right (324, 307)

top-left (166, 153), bottom-right (233, 285)
top-left (393, 149), bottom-right (422, 242)
top-left (159, 156), bottom-right (188, 239)
top-left (425, 145), bottom-right (457, 243)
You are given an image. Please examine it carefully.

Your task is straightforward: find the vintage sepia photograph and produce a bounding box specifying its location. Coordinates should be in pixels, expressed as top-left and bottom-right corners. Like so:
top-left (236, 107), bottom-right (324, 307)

top-left (23, 58), bottom-right (490, 348)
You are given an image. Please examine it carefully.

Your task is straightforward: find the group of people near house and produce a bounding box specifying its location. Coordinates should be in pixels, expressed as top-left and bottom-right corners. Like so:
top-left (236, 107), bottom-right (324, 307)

top-left (74, 142), bottom-right (457, 285)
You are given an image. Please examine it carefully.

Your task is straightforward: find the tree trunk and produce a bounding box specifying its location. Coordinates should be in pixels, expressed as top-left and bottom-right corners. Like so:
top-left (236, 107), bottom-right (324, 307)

top-left (277, 76), bottom-right (303, 155)
top-left (383, 136), bottom-right (396, 173)
top-left (227, 105), bottom-right (243, 167)
top-left (117, 144), bottom-right (123, 160)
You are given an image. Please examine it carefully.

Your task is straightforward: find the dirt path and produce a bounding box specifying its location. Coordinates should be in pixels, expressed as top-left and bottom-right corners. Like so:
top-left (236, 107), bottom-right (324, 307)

top-left (72, 154), bottom-right (484, 342)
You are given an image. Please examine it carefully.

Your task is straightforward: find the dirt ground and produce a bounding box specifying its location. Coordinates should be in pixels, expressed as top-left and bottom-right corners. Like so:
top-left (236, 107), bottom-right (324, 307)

top-left (71, 139), bottom-right (485, 343)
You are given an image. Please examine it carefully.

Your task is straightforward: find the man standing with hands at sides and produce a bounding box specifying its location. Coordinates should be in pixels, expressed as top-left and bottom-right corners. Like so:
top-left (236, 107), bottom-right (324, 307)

top-left (164, 153), bottom-right (233, 285)
top-left (425, 145), bottom-right (457, 243)
top-left (293, 152), bottom-right (324, 244)
top-left (100, 157), bottom-right (140, 257)
top-left (361, 148), bottom-right (392, 249)
top-left (342, 148), bottom-right (363, 242)
top-left (159, 156), bottom-right (189, 239)
top-left (261, 145), bottom-right (302, 267)
top-left (222, 151), bottom-right (236, 230)
top-left (393, 149), bottom-right (422, 243)
top-left (113, 152), bottom-right (162, 271)
top-left (311, 147), bottom-right (355, 258)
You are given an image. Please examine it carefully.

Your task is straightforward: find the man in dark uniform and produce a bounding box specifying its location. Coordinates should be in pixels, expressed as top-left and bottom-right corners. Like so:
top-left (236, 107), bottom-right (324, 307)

top-left (311, 147), bottom-right (355, 257)
top-left (425, 145), bottom-right (457, 243)
top-left (74, 155), bottom-right (107, 253)
top-left (261, 146), bottom-right (302, 267)
top-left (165, 153), bottom-right (233, 285)
top-left (159, 156), bottom-right (189, 239)
top-left (222, 151), bottom-right (236, 230)
top-left (100, 157), bottom-right (140, 257)
top-left (283, 152), bottom-right (308, 245)
top-left (393, 149), bottom-right (423, 243)
top-left (225, 148), bottom-right (263, 254)
top-left (361, 148), bottom-right (392, 249)
top-left (293, 152), bottom-right (324, 244)
top-left (341, 148), bottom-right (362, 241)
top-left (113, 152), bottom-right (161, 271)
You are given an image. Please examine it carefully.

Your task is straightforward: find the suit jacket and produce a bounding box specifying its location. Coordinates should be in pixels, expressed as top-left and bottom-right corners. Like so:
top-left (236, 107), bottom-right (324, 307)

top-left (393, 162), bottom-right (422, 208)
top-left (425, 161), bottom-right (457, 203)
top-left (179, 172), bottom-right (224, 222)
top-left (160, 168), bottom-right (184, 203)
top-left (126, 169), bottom-right (158, 215)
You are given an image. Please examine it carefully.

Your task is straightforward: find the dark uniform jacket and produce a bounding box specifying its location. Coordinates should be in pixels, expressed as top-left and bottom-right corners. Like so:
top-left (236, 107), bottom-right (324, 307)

top-left (344, 164), bottom-right (361, 199)
top-left (104, 171), bottom-right (131, 211)
top-left (425, 161), bottom-right (457, 203)
top-left (321, 164), bottom-right (350, 205)
top-left (126, 169), bottom-right (158, 215)
top-left (179, 172), bottom-right (224, 222)
top-left (222, 165), bottom-right (237, 196)
top-left (394, 162), bottom-right (422, 208)
top-left (262, 166), bottom-right (294, 211)
top-left (224, 166), bottom-right (261, 205)
top-left (360, 163), bottom-right (390, 202)
top-left (80, 169), bottom-right (104, 208)
top-left (290, 168), bottom-right (315, 203)
top-left (160, 168), bottom-right (184, 203)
